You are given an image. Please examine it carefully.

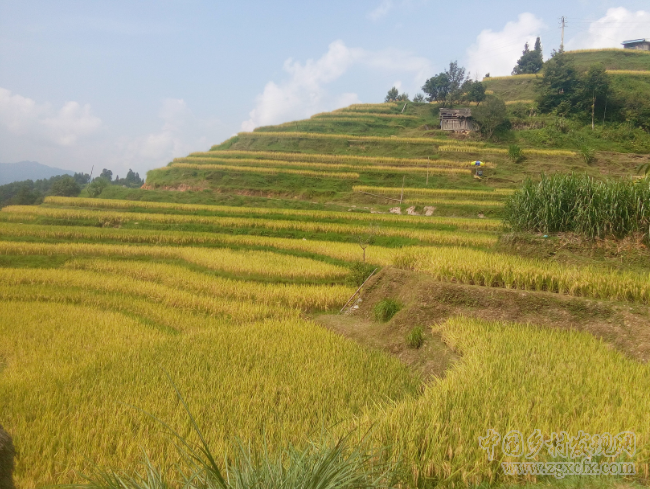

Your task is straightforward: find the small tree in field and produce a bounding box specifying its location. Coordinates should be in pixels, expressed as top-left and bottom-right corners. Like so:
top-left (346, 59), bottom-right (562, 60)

top-left (357, 224), bottom-right (379, 262)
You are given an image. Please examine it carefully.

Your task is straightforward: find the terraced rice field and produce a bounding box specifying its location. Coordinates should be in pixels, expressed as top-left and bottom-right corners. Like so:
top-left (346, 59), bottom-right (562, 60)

top-left (2, 99), bottom-right (649, 488)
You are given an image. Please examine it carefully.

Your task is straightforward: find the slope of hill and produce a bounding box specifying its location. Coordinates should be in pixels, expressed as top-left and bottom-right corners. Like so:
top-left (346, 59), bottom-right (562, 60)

top-left (2, 57), bottom-right (650, 488)
top-left (0, 161), bottom-right (74, 185)
top-left (484, 49), bottom-right (650, 105)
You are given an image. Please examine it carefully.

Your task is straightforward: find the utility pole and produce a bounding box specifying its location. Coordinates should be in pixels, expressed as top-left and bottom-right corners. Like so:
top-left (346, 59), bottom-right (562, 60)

top-left (559, 16), bottom-right (566, 52)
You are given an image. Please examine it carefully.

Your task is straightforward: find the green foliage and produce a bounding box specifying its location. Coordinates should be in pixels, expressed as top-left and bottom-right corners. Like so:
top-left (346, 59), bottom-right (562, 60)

top-left (580, 146), bottom-right (596, 164)
top-left (87, 177), bottom-right (110, 198)
top-left (49, 175), bottom-right (81, 197)
top-left (461, 80), bottom-right (486, 105)
top-left (537, 52), bottom-right (581, 115)
top-left (512, 37), bottom-right (543, 75)
top-left (114, 169), bottom-right (144, 188)
top-left (373, 298), bottom-right (402, 322)
top-left (504, 173), bottom-right (650, 239)
top-left (0, 173), bottom-right (90, 208)
top-left (422, 61), bottom-right (467, 105)
top-left (99, 168), bottom-right (113, 181)
top-left (472, 96), bottom-right (509, 139)
top-left (406, 326), bottom-right (424, 349)
top-left (385, 87), bottom-right (399, 103)
top-left (412, 93), bottom-right (425, 103)
top-left (422, 73), bottom-right (450, 102)
top-left (507, 144), bottom-right (525, 163)
top-left (346, 261), bottom-right (376, 287)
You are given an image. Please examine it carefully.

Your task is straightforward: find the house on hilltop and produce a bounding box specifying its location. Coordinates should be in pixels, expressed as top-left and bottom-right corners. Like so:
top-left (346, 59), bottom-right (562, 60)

top-left (622, 39), bottom-right (650, 51)
top-left (439, 108), bottom-right (476, 131)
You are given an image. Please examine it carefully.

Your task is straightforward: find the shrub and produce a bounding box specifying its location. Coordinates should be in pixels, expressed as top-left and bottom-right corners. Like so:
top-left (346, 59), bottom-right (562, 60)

top-left (580, 146), bottom-right (596, 164)
top-left (406, 327), bottom-right (424, 348)
top-left (507, 144), bottom-right (525, 163)
top-left (346, 262), bottom-right (376, 287)
top-left (49, 175), bottom-right (81, 197)
top-left (373, 298), bottom-right (402, 322)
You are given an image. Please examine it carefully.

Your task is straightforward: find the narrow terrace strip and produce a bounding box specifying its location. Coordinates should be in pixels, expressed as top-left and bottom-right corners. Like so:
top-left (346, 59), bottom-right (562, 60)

top-left (172, 158), bottom-right (470, 175)
top-left (192, 150), bottom-right (496, 168)
top-left (43, 197), bottom-right (503, 230)
top-left (165, 163), bottom-right (359, 179)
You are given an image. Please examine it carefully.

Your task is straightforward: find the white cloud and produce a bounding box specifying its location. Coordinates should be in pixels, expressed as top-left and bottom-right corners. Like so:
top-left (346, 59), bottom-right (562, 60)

top-left (566, 8), bottom-right (650, 50)
top-left (119, 98), bottom-right (223, 172)
top-left (0, 87), bottom-right (102, 146)
top-left (466, 13), bottom-right (546, 78)
top-left (241, 40), bottom-right (432, 131)
top-left (368, 0), bottom-right (393, 21)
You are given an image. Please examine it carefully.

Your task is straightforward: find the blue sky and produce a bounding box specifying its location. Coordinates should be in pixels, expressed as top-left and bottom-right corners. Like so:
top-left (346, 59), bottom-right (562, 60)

top-left (1, 0), bottom-right (649, 177)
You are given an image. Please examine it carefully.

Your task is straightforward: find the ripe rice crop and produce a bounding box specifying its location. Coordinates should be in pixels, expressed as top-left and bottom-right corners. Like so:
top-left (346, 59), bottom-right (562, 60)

top-left (505, 100), bottom-right (534, 105)
top-left (166, 162), bottom-right (359, 180)
top-left (63, 259), bottom-right (352, 311)
top-left (1, 301), bottom-right (418, 486)
top-left (483, 74), bottom-right (538, 81)
top-left (0, 267), bottom-right (290, 322)
top-left (3, 207), bottom-right (499, 247)
top-left (0, 241), bottom-right (348, 280)
top-left (171, 158), bottom-right (470, 175)
top-left (438, 145), bottom-right (576, 157)
top-left (439, 145), bottom-right (508, 154)
top-left (191, 150), bottom-right (495, 168)
top-left (394, 246), bottom-right (650, 304)
top-left (504, 174), bottom-right (650, 239)
top-left (0, 222), bottom-right (401, 265)
top-left (404, 198), bottom-right (504, 207)
top-left (334, 103), bottom-right (400, 113)
top-left (310, 112), bottom-right (419, 120)
top-left (353, 185), bottom-right (513, 200)
top-left (44, 197), bottom-right (502, 230)
top-left (377, 315), bottom-right (650, 487)
top-left (606, 70), bottom-right (650, 76)
top-left (239, 131), bottom-right (463, 146)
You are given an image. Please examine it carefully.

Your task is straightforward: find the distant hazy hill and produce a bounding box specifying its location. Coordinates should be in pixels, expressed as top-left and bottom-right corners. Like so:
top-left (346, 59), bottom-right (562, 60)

top-left (0, 161), bottom-right (74, 185)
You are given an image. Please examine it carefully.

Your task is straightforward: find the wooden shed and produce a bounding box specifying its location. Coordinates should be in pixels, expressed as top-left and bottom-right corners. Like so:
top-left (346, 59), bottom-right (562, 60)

top-left (439, 108), bottom-right (477, 131)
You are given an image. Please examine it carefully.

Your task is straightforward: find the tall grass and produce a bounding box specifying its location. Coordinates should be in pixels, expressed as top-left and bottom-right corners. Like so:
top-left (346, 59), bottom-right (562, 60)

top-left (504, 174), bottom-right (650, 239)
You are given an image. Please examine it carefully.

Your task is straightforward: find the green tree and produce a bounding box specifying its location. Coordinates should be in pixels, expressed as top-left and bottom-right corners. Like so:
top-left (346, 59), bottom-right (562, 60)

top-left (87, 177), bottom-right (110, 198)
top-left (421, 73), bottom-right (450, 102)
top-left (49, 175), bottom-right (81, 197)
top-left (99, 168), bottom-right (113, 181)
top-left (462, 80), bottom-right (486, 105)
top-left (537, 51), bottom-right (580, 115)
top-left (445, 61), bottom-right (467, 104)
top-left (412, 93), bottom-right (425, 103)
top-left (472, 96), bottom-right (509, 140)
top-left (577, 63), bottom-right (609, 123)
top-left (512, 37), bottom-right (543, 75)
top-left (385, 87), bottom-right (399, 102)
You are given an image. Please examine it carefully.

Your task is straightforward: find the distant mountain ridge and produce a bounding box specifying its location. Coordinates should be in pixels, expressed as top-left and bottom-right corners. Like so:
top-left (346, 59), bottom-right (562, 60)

top-left (0, 161), bottom-right (74, 185)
